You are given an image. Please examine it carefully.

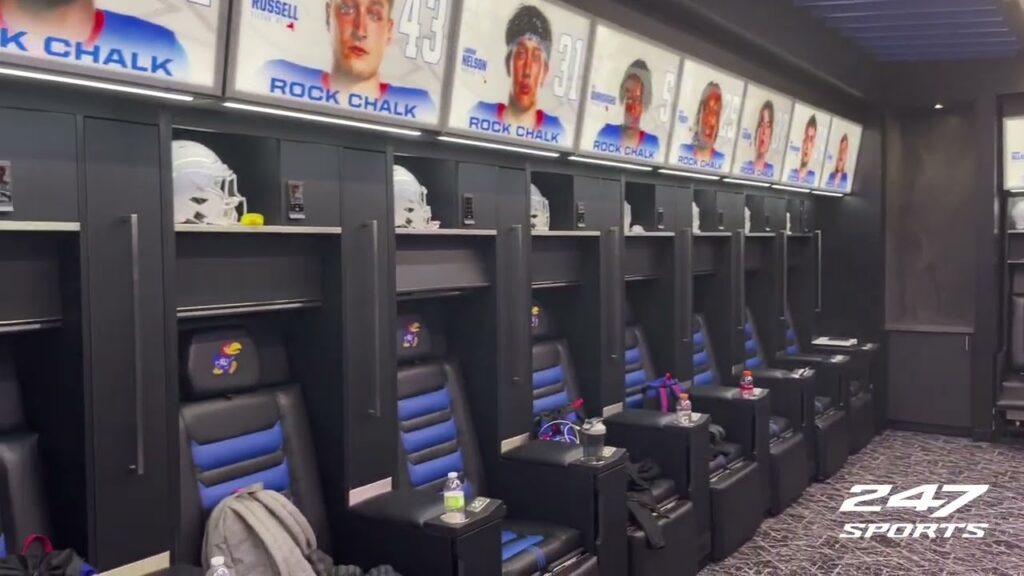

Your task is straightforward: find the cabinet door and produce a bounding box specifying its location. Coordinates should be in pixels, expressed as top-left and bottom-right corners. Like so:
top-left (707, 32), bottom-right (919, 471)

top-left (457, 163), bottom-right (500, 229)
top-left (575, 177), bottom-right (622, 231)
top-left (83, 118), bottom-right (168, 569)
top-left (765, 197), bottom-right (787, 232)
top-left (0, 108), bottom-right (78, 222)
top-left (888, 331), bottom-right (971, 429)
top-left (280, 141), bottom-right (342, 227)
top-left (719, 191), bottom-right (746, 232)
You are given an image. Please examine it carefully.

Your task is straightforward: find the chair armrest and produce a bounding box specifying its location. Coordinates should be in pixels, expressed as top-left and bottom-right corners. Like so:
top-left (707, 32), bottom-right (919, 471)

top-left (774, 353), bottom-right (848, 405)
top-left (352, 488), bottom-right (505, 536)
top-left (496, 440), bottom-right (629, 571)
top-left (345, 489), bottom-right (506, 574)
top-left (688, 385), bottom-right (770, 458)
top-left (747, 368), bottom-right (815, 428)
top-left (605, 410), bottom-right (711, 501)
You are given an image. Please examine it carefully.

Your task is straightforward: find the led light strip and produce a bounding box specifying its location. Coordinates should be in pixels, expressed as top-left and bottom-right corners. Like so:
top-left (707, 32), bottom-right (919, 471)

top-left (772, 184), bottom-right (811, 193)
top-left (0, 65), bottom-right (195, 101)
top-left (723, 177), bottom-right (772, 188)
top-left (223, 101), bottom-right (422, 137)
top-left (568, 155), bottom-right (653, 171)
top-left (811, 189), bottom-right (846, 198)
top-left (658, 168), bottom-right (721, 181)
top-left (437, 135), bottom-right (560, 158)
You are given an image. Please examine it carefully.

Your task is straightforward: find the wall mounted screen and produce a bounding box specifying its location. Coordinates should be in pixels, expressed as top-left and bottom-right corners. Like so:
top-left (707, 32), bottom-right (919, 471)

top-left (1004, 116), bottom-right (1024, 190)
top-left (229, 0), bottom-right (453, 127)
top-left (781, 102), bottom-right (831, 189)
top-left (0, 0), bottom-right (227, 93)
top-left (577, 23), bottom-right (679, 164)
top-left (732, 83), bottom-right (793, 182)
top-left (821, 116), bottom-right (862, 193)
top-left (446, 0), bottom-right (590, 150)
top-left (667, 59), bottom-right (745, 174)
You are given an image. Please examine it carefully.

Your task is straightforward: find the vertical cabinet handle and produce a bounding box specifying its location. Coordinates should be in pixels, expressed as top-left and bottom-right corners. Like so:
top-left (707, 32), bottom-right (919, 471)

top-left (125, 214), bottom-right (144, 476)
top-left (511, 224), bottom-right (525, 388)
top-left (736, 232), bottom-right (745, 330)
top-left (814, 230), bottom-right (823, 313)
top-left (366, 220), bottom-right (382, 417)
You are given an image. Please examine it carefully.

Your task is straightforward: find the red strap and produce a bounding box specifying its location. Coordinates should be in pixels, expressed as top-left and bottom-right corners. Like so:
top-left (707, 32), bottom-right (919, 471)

top-left (658, 387), bottom-right (669, 413)
top-left (21, 534), bottom-right (53, 555)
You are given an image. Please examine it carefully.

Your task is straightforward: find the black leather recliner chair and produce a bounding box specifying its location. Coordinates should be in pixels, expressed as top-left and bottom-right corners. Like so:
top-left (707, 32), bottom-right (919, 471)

top-left (743, 309), bottom-right (849, 480)
top-left (0, 344), bottom-right (51, 558)
top-left (693, 315), bottom-right (810, 516)
top-left (392, 314), bottom-right (601, 576)
top-left (684, 316), bottom-right (770, 560)
top-left (176, 328), bottom-right (333, 566)
top-left (783, 308), bottom-right (878, 454)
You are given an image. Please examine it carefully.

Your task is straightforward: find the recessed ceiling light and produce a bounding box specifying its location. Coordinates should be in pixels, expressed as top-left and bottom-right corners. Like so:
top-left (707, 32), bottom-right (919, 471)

top-left (934, 103), bottom-right (944, 110)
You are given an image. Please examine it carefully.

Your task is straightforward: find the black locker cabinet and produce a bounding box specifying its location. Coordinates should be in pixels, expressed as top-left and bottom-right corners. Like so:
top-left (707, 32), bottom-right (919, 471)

top-left (695, 189), bottom-right (745, 232)
top-left (83, 118), bottom-right (169, 568)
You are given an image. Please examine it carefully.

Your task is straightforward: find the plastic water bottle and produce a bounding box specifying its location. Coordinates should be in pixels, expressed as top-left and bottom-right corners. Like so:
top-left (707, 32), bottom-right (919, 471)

top-left (676, 393), bottom-right (692, 425)
top-left (740, 370), bottom-right (755, 398)
top-left (443, 472), bottom-right (466, 523)
top-left (206, 556), bottom-right (231, 576)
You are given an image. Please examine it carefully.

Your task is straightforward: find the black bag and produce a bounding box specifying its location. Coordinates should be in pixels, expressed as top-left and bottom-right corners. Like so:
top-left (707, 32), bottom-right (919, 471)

top-left (0, 535), bottom-right (95, 576)
top-left (625, 460), bottom-right (668, 549)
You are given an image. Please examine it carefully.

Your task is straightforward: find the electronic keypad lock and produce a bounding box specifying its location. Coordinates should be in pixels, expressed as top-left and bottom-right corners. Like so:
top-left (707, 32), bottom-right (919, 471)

top-left (462, 194), bottom-right (475, 226)
top-left (575, 201), bottom-right (586, 228)
top-left (656, 207), bottom-right (665, 230)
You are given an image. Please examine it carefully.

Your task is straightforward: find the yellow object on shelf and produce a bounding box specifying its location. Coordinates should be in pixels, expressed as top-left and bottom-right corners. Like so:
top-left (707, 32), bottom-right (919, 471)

top-left (240, 213), bottom-right (265, 226)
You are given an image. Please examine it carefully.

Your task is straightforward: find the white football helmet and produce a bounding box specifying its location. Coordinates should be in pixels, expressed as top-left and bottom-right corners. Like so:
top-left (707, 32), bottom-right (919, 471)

top-left (394, 164), bottom-right (433, 229)
top-left (624, 199), bottom-right (632, 231)
top-left (744, 206), bottom-right (752, 234)
top-left (530, 184), bottom-right (550, 231)
top-left (692, 201), bottom-right (702, 233)
top-left (172, 141), bottom-right (246, 225)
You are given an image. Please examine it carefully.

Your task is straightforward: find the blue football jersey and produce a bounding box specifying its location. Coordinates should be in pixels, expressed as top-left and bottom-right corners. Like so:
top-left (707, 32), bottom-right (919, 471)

top-left (97, 10), bottom-right (187, 75)
top-left (596, 124), bottom-right (660, 159)
top-left (680, 144), bottom-right (726, 171)
top-left (261, 59), bottom-right (436, 120)
top-left (787, 168), bottom-right (817, 185)
top-left (740, 160), bottom-right (775, 179)
top-left (825, 171), bottom-right (849, 190)
top-left (468, 102), bottom-right (566, 137)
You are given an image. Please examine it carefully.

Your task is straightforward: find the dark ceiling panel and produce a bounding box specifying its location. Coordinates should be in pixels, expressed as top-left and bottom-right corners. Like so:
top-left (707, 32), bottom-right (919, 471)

top-left (793, 0), bottom-right (1022, 61)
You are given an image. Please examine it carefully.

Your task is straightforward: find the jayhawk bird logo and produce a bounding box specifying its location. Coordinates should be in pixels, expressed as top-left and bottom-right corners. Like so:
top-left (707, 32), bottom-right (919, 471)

top-left (402, 322), bottom-right (421, 349)
top-left (212, 341), bottom-right (243, 376)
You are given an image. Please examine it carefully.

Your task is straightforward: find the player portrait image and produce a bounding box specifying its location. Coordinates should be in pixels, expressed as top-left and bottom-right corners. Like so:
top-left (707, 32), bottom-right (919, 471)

top-left (234, 0), bottom-right (451, 126)
top-left (579, 24), bottom-right (679, 164)
top-left (733, 84), bottom-right (792, 182)
top-left (782, 103), bottom-right (831, 188)
top-left (822, 117), bottom-right (862, 193)
top-left (0, 0), bottom-right (222, 88)
top-left (447, 0), bottom-right (591, 150)
top-left (669, 59), bottom-right (744, 174)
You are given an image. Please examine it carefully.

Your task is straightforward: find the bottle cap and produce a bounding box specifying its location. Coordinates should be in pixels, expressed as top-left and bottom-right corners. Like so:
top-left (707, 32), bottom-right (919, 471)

top-left (680, 393), bottom-right (688, 400)
top-left (211, 557), bottom-right (225, 567)
top-left (742, 370), bottom-right (752, 377)
top-left (448, 472), bottom-right (458, 479)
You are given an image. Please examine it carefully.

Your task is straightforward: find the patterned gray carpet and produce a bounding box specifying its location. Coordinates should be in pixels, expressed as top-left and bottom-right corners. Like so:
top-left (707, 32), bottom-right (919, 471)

top-left (700, 430), bottom-right (1024, 575)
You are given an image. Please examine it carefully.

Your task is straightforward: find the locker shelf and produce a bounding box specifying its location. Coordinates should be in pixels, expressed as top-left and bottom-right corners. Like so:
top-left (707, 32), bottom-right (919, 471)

top-left (175, 224), bottom-right (341, 235)
top-left (0, 220), bottom-right (79, 232)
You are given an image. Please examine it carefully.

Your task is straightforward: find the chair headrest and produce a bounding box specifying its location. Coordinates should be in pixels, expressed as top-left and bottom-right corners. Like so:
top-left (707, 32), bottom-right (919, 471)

top-left (396, 315), bottom-right (444, 362)
top-left (0, 344), bottom-right (25, 432)
top-left (183, 328), bottom-right (287, 400)
top-left (530, 303), bottom-right (556, 340)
